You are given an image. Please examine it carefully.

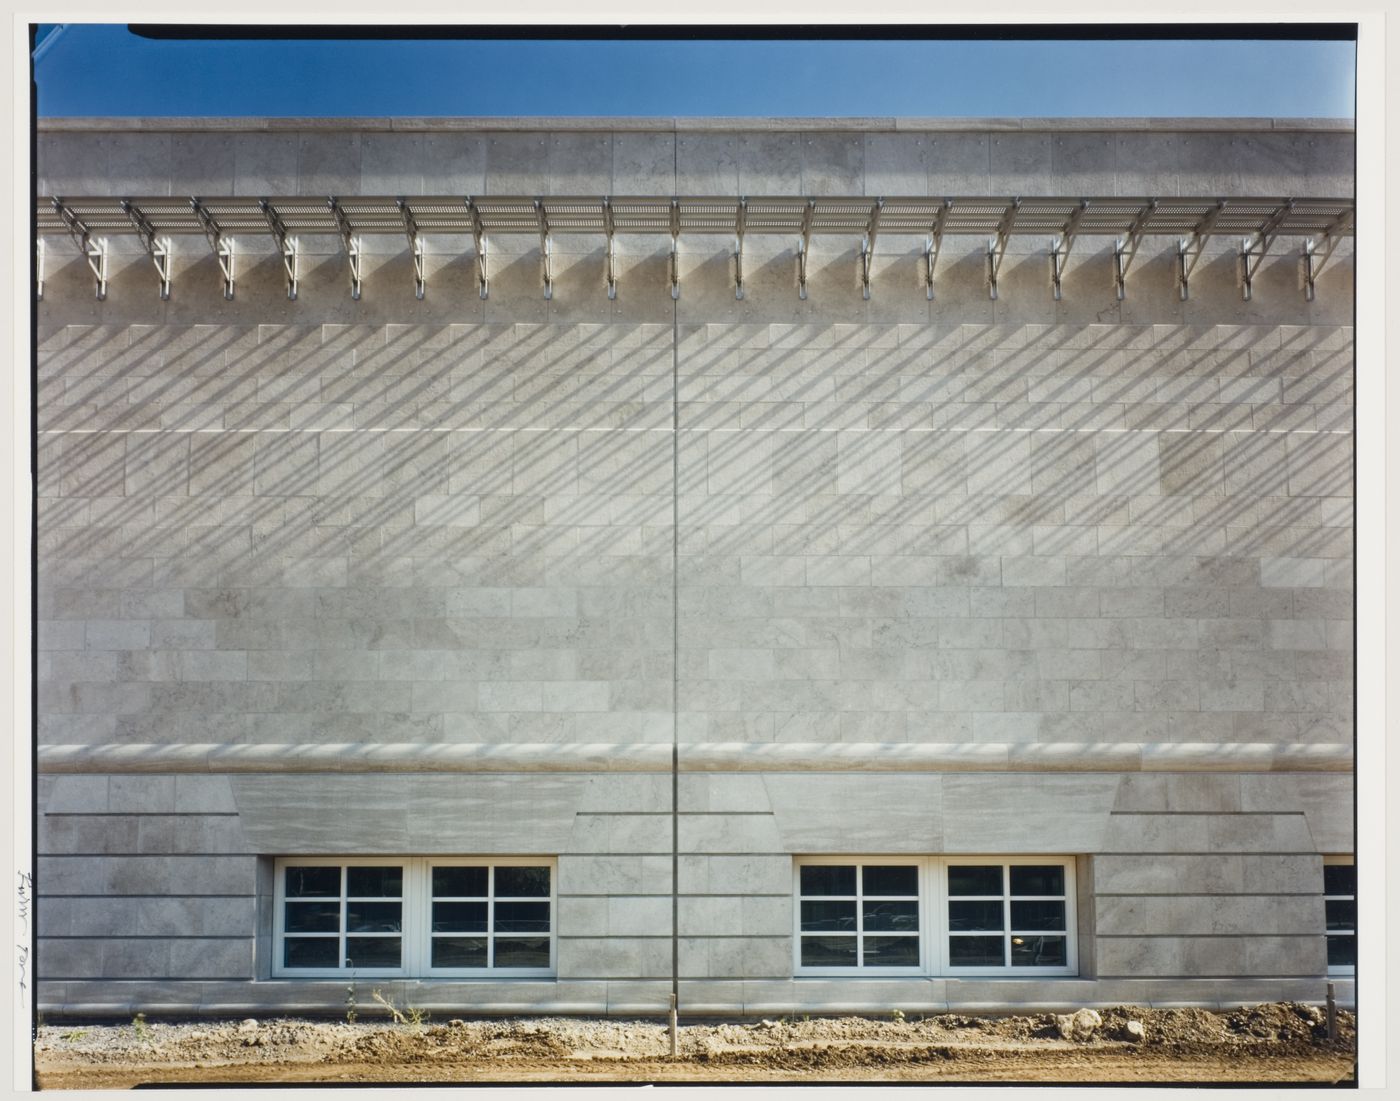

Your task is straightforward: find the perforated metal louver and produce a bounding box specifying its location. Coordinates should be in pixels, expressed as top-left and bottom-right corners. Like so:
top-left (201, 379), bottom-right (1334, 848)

top-left (39, 195), bottom-right (1356, 243)
top-left (37, 194), bottom-right (1354, 304)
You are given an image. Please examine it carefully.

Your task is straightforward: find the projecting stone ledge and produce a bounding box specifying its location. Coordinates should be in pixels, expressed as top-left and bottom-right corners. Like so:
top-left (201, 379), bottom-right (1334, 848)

top-left (37, 741), bottom-right (1353, 774)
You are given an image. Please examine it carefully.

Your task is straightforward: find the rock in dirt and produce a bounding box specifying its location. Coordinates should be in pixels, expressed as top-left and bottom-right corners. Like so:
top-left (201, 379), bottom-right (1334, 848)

top-left (237, 1019), bottom-right (258, 1033)
top-left (1125, 1020), bottom-right (1146, 1042)
top-left (1056, 1009), bottom-right (1103, 1042)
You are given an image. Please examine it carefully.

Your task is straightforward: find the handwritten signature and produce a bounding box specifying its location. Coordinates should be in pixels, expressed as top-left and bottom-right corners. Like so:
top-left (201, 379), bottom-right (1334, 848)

top-left (18, 871), bottom-right (33, 1007)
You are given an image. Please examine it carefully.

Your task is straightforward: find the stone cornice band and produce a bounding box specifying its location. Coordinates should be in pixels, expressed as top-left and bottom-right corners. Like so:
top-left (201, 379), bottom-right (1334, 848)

top-left (37, 742), bottom-right (1352, 774)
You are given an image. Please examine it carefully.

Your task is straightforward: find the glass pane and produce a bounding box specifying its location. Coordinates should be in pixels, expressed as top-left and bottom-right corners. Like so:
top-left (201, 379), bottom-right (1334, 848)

top-left (345, 936), bottom-right (400, 968)
top-left (433, 865), bottom-right (488, 898)
top-left (495, 901), bottom-right (551, 933)
top-left (493, 937), bottom-right (551, 968)
top-left (800, 935), bottom-right (857, 967)
top-left (1325, 899), bottom-right (1357, 932)
top-left (432, 936), bottom-right (487, 968)
top-left (283, 936), bottom-right (338, 968)
top-left (1324, 865), bottom-right (1356, 896)
top-left (285, 900), bottom-right (340, 933)
top-left (800, 900), bottom-right (856, 932)
top-left (346, 901), bottom-right (402, 933)
top-left (863, 865), bottom-right (917, 897)
top-left (1012, 935), bottom-right (1066, 967)
top-left (949, 935), bottom-right (1004, 967)
top-left (949, 900), bottom-right (1003, 932)
top-left (495, 866), bottom-right (550, 898)
top-left (1011, 900), bottom-right (1066, 932)
top-left (863, 935), bottom-right (919, 967)
top-left (800, 865), bottom-right (856, 897)
top-left (1010, 865), bottom-right (1065, 897)
top-left (346, 866), bottom-right (402, 897)
top-left (433, 901), bottom-right (488, 933)
top-left (863, 900), bottom-right (919, 932)
top-left (948, 865), bottom-right (1002, 897)
top-left (285, 866), bottom-right (340, 898)
top-left (1327, 935), bottom-right (1356, 969)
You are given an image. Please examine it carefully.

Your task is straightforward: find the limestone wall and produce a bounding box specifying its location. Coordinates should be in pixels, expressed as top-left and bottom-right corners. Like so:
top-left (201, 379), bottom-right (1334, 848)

top-left (35, 118), bottom-right (1354, 1016)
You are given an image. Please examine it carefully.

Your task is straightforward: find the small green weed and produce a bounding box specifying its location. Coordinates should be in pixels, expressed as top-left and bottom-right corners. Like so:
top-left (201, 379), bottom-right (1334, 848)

top-left (371, 988), bottom-right (428, 1033)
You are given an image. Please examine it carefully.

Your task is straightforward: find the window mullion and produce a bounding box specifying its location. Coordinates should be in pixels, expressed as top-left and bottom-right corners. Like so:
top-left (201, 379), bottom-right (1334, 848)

top-left (339, 866), bottom-right (348, 973)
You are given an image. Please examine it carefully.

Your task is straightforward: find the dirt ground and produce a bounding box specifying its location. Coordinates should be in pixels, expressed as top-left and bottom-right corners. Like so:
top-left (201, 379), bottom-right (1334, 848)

top-left (33, 1001), bottom-right (1356, 1088)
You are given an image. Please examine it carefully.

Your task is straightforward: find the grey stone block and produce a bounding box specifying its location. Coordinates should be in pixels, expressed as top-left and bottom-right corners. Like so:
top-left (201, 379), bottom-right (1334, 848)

top-left (764, 773), bottom-right (942, 853)
top-left (680, 935), bottom-right (790, 979)
top-left (1095, 855), bottom-right (1243, 895)
top-left (168, 938), bottom-right (255, 979)
top-left (1240, 774), bottom-right (1352, 852)
top-left (943, 775), bottom-right (1117, 852)
top-left (557, 936), bottom-right (671, 979)
top-left (678, 855), bottom-right (791, 896)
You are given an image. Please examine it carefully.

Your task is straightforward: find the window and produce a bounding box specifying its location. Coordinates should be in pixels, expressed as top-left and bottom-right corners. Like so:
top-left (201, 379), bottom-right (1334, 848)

top-left (797, 859), bottom-right (922, 972)
top-left (1323, 856), bottom-right (1355, 975)
top-left (273, 858), bottom-right (555, 978)
top-left (794, 856), bottom-right (1076, 977)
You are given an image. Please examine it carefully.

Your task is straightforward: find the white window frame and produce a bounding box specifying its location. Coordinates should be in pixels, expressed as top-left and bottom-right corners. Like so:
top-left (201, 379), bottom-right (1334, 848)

top-left (1323, 855), bottom-right (1355, 977)
top-left (793, 856), bottom-right (1077, 979)
top-left (272, 857), bottom-right (556, 979)
top-left (793, 856), bottom-right (926, 977)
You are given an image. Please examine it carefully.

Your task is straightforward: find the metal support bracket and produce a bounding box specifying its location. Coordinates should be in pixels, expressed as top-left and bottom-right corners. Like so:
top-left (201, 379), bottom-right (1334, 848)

top-left (327, 197), bottom-right (364, 300)
top-left (1302, 208), bottom-right (1352, 302)
top-left (1176, 200), bottom-right (1227, 301)
top-left (923, 200), bottom-right (950, 301)
top-left (191, 197), bottom-right (236, 300)
top-left (1237, 199), bottom-right (1293, 302)
top-left (465, 197), bottom-right (489, 300)
top-left (258, 199), bottom-right (299, 301)
top-left (396, 198), bottom-right (426, 300)
top-left (1049, 200), bottom-right (1089, 301)
top-left (860, 198), bottom-right (883, 300)
top-left (36, 238), bottom-right (44, 300)
top-left (533, 199), bottom-right (553, 301)
top-left (51, 197), bottom-right (109, 300)
top-left (797, 199), bottom-right (815, 300)
top-left (602, 196), bottom-right (617, 300)
top-left (1113, 199), bottom-right (1156, 301)
top-left (669, 199), bottom-right (681, 300)
top-left (734, 197), bottom-right (747, 300)
top-left (120, 200), bottom-right (173, 300)
top-left (986, 198), bottom-right (1020, 300)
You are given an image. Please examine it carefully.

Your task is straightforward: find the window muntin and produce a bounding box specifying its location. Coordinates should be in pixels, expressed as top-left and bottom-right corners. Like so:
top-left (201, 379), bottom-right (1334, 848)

top-left (280, 861), bottom-right (404, 973)
top-left (797, 860), bottom-right (922, 972)
top-left (273, 857), bottom-right (554, 978)
top-left (794, 857), bottom-right (1076, 977)
top-left (1323, 856), bottom-right (1355, 975)
top-left (946, 860), bottom-right (1069, 973)
top-left (427, 861), bottom-right (554, 975)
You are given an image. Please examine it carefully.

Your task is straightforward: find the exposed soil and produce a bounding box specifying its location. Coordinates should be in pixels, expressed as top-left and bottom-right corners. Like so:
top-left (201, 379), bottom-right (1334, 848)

top-left (33, 1001), bottom-right (1356, 1088)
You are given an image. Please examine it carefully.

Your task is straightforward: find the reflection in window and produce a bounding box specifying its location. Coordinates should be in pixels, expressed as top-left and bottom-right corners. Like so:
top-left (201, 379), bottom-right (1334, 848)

top-left (797, 862), bottom-right (920, 970)
top-left (274, 858), bottom-right (554, 977)
top-left (1324, 859), bottom-right (1355, 973)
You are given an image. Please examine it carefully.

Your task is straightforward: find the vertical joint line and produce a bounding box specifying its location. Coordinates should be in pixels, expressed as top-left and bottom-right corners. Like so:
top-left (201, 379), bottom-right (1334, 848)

top-left (669, 138), bottom-right (680, 1010)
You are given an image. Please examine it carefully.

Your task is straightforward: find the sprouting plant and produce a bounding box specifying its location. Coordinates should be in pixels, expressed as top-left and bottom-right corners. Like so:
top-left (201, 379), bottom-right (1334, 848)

top-left (345, 978), bottom-right (358, 1024)
top-left (891, 1008), bottom-right (906, 1024)
top-left (61, 1028), bottom-right (88, 1042)
top-left (372, 988), bottom-right (428, 1033)
top-left (132, 1013), bottom-right (150, 1042)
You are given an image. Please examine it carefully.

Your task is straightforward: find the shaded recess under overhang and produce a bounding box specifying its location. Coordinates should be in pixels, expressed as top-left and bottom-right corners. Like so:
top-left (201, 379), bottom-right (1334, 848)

top-left (37, 194), bottom-right (1354, 305)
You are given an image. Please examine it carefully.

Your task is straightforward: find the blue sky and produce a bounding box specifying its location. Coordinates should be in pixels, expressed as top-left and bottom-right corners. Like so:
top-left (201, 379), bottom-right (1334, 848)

top-left (33, 26), bottom-right (1356, 118)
